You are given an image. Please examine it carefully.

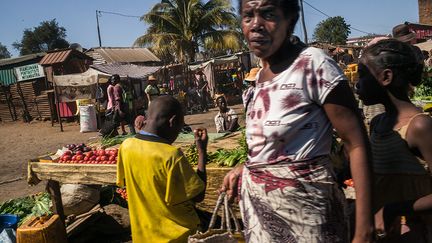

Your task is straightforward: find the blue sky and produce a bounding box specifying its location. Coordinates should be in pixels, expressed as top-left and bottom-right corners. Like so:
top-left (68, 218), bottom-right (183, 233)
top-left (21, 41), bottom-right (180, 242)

top-left (0, 0), bottom-right (419, 57)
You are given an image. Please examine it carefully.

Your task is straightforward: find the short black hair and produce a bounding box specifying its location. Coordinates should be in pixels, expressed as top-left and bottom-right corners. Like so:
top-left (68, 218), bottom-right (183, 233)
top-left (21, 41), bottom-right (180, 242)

top-left (109, 74), bottom-right (120, 84)
top-left (238, 0), bottom-right (300, 31)
top-left (147, 96), bottom-right (184, 120)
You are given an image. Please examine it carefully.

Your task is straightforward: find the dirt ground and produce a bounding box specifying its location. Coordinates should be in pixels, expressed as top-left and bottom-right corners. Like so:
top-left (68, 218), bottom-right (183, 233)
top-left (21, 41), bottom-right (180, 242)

top-left (0, 104), bottom-right (245, 202)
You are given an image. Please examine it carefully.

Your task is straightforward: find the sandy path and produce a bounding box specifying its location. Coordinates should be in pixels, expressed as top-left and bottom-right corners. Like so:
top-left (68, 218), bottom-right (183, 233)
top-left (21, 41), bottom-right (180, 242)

top-left (0, 104), bottom-right (245, 202)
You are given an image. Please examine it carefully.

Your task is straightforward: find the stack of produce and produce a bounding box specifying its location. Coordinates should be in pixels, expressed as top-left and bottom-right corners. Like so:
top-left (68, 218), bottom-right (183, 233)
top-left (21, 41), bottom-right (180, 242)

top-left (0, 193), bottom-right (51, 226)
top-left (116, 188), bottom-right (128, 201)
top-left (344, 179), bottom-right (354, 188)
top-left (185, 130), bottom-right (248, 167)
top-left (58, 148), bottom-right (118, 164)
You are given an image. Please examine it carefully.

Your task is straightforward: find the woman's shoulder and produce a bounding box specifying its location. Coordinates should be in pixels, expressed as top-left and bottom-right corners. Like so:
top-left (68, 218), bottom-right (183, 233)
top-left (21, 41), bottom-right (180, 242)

top-left (408, 113), bottom-right (432, 136)
top-left (300, 47), bottom-right (336, 67)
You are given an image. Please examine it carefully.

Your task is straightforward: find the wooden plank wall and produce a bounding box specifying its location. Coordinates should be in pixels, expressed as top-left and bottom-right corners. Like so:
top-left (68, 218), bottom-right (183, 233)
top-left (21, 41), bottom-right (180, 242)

top-left (0, 81), bottom-right (53, 122)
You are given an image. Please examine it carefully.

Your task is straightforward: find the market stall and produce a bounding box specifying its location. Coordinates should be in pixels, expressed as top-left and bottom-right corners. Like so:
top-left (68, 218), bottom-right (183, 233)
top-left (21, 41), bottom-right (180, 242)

top-left (52, 68), bottom-right (111, 132)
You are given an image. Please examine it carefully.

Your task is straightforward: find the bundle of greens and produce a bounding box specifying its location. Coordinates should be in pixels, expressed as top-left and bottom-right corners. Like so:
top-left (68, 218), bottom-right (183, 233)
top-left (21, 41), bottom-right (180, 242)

top-left (0, 193), bottom-right (52, 226)
top-left (185, 129), bottom-right (248, 167)
top-left (184, 144), bottom-right (199, 165)
top-left (101, 134), bottom-right (134, 148)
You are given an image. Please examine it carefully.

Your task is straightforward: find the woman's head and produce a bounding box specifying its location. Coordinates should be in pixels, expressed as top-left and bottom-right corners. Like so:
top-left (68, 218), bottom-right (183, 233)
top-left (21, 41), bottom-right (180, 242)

top-left (357, 39), bottom-right (424, 105)
top-left (239, 0), bottom-right (299, 59)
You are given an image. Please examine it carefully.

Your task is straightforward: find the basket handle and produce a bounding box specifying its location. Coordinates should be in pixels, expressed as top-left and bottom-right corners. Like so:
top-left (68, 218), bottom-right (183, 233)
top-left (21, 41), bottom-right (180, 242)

top-left (207, 192), bottom-right (240, 232)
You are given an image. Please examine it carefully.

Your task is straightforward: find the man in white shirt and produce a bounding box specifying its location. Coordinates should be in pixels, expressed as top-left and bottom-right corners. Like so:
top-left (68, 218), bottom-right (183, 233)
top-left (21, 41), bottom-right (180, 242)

top-left (214, 95), bottom-right (239, 133)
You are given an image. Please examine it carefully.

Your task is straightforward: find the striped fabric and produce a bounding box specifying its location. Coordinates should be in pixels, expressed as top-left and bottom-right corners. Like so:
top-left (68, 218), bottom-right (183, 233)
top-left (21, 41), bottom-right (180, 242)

top-left (370, 129), bottom-right (427, 174)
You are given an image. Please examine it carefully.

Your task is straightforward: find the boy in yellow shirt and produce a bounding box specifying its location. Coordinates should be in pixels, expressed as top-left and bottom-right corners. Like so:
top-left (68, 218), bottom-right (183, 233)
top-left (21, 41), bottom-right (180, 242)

top-left (117, 96), bottom-right (208, 242)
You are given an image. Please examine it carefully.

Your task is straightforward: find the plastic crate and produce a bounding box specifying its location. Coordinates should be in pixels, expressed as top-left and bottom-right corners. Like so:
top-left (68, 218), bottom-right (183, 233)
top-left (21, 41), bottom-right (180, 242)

top-left (0, 214), bottom-right (19, 232)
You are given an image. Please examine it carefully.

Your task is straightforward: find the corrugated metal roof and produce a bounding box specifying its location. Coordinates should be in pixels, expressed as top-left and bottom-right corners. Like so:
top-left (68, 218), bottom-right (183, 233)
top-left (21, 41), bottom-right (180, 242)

top-left (39, 49), bottom-right (92, 65)
top-left (0, 69), bottom-right (17, 86)
top-left (39, 49), bottom-right (73, 65)
top-left (91, 63), bottom-right (161, 79)
top-left (86, 47), bottom-right (160, 63)
top-left (0, 53), bottom-right (46, 67)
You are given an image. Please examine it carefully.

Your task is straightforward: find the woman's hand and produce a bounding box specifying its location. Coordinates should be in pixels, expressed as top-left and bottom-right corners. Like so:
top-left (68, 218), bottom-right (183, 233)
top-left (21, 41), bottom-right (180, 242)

top-left (351, 233), bottom-right (374, 243)
top-left (219, 164), bottom-right (244, 201)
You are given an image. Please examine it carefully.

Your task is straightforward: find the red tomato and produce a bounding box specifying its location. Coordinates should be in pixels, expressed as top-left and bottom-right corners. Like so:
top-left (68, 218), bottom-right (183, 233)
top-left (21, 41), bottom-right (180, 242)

top-left (85, 151), bottom-right (93, 157)
top-left (100, 155), bottom-right (107, 161)
top-left (96, 156), bottom-right (101, 162)
top-left (76, 151), bottom-right (83, 155)
top-left (76, 155), bottom-right (84, 161)
top-left (71, 155), bottom-right (77, 161)
top-left (98, 150), bottom-right (106, 156)
top-left (109, 155), bottom-right (116, 161)
top-left (83, 156), bottom-right (89, 161)
top-left (66, 160), bottom-right (71, 164)
top-left (63, 150), bottom-right (72, 156)
top-left (91, 156), bottom-right (97, 161)
top-left (78, 160), bottom-right (84, 164)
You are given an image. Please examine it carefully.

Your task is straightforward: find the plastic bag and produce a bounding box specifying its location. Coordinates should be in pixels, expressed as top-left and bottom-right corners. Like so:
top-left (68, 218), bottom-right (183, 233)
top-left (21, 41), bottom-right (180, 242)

top-left (79, 105), bottom-right (97, 133)
top-left (0, 228), bottom-right (16, 243)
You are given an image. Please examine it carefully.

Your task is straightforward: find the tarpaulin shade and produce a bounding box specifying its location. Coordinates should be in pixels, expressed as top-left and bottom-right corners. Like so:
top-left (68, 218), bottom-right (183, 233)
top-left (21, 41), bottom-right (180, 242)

top-left (52, 68), bottom-right (111, 86)
top-left (53, 68), bottom-right (111, 102)
top-left (91, 63), bottom-right (161, 79)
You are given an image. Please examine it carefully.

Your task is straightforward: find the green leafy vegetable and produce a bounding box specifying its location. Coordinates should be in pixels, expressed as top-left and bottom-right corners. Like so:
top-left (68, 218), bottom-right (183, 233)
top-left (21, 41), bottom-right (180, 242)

top-left (0, 193), bottom-right (52, 226)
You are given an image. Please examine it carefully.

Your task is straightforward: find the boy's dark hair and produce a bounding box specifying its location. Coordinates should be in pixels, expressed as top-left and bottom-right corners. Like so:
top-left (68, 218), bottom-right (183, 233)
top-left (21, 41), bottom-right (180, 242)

top-left (362, 39), bottom-right (424, 102)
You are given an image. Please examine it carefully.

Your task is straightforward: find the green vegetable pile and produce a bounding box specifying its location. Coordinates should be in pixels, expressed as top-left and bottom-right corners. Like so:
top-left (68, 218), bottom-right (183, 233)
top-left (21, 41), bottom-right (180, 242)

top-left (414, 67), bottom-right (432, 101)
top-left (184, 144), bottom-right (199, 165)
top-left (185, 130), bottom-right (248, 167)
top-left (0, 193), bottom-right (52, 226)
top-left (101, 134), bottom-right (134, 148)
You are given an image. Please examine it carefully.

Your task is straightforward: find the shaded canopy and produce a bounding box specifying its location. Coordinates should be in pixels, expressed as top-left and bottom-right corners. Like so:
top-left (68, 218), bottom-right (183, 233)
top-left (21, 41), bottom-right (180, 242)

top-left (52, 68), bottom-right (110, 86)
top-left (91, 63), bottom-right (161, 79)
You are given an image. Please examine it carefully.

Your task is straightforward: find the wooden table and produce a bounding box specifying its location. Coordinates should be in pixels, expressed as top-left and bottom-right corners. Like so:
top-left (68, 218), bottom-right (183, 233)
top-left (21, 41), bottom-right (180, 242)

top-left (28, 160), bottom-right (116, 223)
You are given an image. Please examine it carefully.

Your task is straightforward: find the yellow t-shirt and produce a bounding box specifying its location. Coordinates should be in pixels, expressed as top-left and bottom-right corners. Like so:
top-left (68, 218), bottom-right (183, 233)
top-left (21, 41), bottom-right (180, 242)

top-left (117, 135), bottom-right (205, 243)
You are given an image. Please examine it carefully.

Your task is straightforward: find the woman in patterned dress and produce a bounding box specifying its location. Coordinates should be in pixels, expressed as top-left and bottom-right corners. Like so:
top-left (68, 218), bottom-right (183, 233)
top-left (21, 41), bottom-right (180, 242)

top-left (220, 0), bottom-right (374, 242)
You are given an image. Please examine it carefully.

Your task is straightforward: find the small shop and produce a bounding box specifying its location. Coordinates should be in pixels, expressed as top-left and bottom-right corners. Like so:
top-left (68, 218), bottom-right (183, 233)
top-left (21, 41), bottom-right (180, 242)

top-left (0, 53), bottom-right (52, 122)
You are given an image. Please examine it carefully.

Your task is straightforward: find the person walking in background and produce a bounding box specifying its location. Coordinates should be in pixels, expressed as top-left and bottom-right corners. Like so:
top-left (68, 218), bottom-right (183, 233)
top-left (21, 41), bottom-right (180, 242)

top-left (356, 39), bottom-right (432, 242)
top-left (106, 75), bottom-right (116, 116)
top-left (117, 96), bottom-right (208, 242)
top-left (196, 71), bottom-right (209, 112)
top-left (242, 67), bottom-right (259, 110)
top-left (220, 0), bottom-right (374, 242)
top-left (112, 75), bottom-right (135, 135)
top-left (144, 75), bottom-right (160, 108)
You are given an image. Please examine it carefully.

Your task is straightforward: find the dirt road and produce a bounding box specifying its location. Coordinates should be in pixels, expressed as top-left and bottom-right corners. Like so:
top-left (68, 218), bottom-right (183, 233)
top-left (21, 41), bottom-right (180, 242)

top-left (0, 104), bottom-right (245, 202)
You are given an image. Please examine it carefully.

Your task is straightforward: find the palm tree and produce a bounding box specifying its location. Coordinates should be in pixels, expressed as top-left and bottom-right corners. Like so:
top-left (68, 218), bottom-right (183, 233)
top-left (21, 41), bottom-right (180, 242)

top-left (134, 0), bottom-right (243, 63)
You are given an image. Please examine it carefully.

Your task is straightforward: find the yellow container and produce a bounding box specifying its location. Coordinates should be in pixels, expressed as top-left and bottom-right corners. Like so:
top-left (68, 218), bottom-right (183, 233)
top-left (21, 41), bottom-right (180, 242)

top-left (351, 71), bottom-right (359, 83)
top-left (344, 71), bottom-right (352, 81)
top-left (17, 215), bottom-right (67, 243)
top-left (347, 63), bottom-right (358, 72)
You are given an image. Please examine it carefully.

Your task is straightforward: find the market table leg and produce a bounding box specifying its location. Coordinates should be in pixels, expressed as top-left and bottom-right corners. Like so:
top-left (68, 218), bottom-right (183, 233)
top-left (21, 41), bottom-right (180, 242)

top-left (47, 179), bottom-right (65, 224)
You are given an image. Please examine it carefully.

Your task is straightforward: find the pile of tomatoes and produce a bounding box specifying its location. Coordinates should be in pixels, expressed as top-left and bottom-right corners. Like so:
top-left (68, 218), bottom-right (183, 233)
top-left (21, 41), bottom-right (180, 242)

top-left (116, 188), bottom-right (128, 201)
top-left (344, 179), bottom-right (354, 188)
top-left (58, 148), bottom-right (118, 164)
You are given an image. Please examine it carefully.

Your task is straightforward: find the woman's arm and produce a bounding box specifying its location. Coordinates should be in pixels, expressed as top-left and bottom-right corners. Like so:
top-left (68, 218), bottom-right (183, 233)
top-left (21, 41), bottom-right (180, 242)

top-left (324, 82), bottom-right (374, 242)
top-left (407, 114), bottom-right (432, 169)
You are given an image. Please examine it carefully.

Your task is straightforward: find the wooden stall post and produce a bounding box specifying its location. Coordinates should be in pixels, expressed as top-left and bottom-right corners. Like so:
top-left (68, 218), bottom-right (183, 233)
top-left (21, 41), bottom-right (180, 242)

top-left (96, 77), bottom-right (101, 129)
top-left (46, 180), bottom-right (66, 224)
top-left (53, 82), bottom-right (64, 132)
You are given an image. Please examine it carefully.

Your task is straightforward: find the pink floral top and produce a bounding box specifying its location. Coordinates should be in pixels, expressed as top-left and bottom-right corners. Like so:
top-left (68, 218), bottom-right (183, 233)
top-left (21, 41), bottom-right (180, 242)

top-left (245, 47), bottom-right (345, 165)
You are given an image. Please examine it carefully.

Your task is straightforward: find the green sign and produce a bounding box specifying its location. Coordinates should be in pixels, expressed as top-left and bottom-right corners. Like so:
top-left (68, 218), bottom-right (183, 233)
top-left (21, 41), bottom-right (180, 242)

top-left (14, 63), bottom-right (45, 81)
